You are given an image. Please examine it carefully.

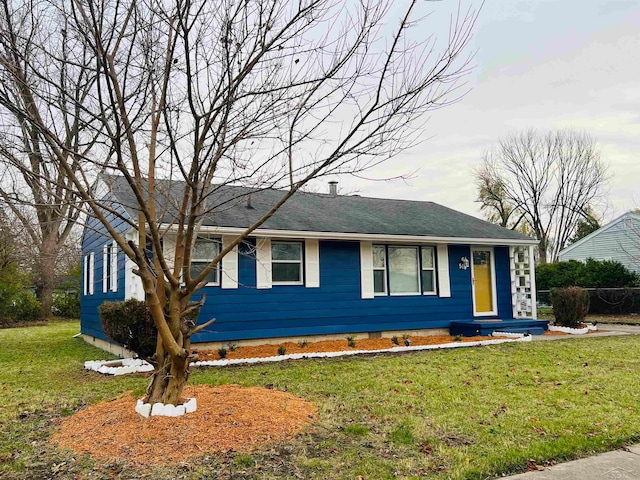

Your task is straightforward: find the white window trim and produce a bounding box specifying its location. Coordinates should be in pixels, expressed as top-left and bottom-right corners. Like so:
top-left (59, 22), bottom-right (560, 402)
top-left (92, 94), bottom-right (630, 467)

top-left (88, 252), bottom-right (95, 295)
top-left (421, 246), bottom-right (437, 295)
top-left (103, 245), bottom-right (109, 293)
top-left (111, 241), bottom-right (118, 292)
top-left (83, 255), bottom-right (89, 296)
top-left (256, 238), bottom-right (272, 289)
top-left (436, 244), bottom-right (451, 298)
top-left (271, 240), bottom-right (304, 285)
top-left (305, 239), bottom-right (320, 288)
top-left (360, 241), bottom-right (374, 299)
top-left (190, 237), bottom-right (221, 286)
top-left (221, 236), bottom-right (239, 289)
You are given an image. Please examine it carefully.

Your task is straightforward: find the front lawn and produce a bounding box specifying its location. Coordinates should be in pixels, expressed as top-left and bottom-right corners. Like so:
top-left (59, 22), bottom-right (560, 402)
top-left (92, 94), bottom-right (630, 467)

top-left (1, 320), bottom-right (639, 479)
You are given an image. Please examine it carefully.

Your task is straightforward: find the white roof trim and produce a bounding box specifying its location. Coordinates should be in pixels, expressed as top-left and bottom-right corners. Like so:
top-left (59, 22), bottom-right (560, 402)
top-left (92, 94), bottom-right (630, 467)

top-left (161, 225), bottom-right (538, 246)
top-left (559, 212), bottom-right (640, 257)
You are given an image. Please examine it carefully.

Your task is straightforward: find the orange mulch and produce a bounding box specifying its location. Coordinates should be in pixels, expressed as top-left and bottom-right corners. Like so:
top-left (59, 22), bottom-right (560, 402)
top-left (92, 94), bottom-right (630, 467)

top-left (51, 384), bottom-right (316, 466)
top-left (197, 334), bottom-right (507, 361)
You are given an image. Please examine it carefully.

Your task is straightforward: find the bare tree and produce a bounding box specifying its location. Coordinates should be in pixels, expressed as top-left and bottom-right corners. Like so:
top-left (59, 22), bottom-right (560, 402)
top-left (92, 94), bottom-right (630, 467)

top-left (0, 0), bottom-right (479, 405)
top-left (477, 129), bottom-right (607, 263)
top-left (0, 1), bottom-right (91, 317)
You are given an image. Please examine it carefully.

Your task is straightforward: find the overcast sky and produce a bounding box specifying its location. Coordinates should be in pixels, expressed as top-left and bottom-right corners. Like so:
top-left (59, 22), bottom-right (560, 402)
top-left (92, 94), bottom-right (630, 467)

top-left (328, 0), bottom-right (640, 223)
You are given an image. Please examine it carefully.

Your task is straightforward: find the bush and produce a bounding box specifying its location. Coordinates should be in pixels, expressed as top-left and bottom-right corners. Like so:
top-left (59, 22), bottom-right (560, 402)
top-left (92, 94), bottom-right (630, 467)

top-left (537, 259), bottom-right (639, 291)
top-left (0, 263), bottom-right (33, 322)
top-left (550, 287), bottom-right (590, 327)
top-left (588, 288), bottom-right (640, 314)
top-left (52, 291), bottom-right (80, 318)
top-left (12, 291), bottom-right (42, 322)
top-left (99, 299), bottom-right (157, 358)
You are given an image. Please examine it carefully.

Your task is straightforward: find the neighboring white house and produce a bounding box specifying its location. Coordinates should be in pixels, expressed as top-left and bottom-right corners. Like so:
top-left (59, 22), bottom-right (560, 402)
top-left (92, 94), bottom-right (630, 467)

top-left (559, 212), bottom-right (640, 273)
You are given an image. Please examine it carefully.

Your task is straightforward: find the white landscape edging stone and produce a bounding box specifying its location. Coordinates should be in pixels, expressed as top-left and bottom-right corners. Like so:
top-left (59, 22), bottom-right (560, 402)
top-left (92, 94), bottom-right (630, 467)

top-left (548, 324), bottom-right (598, 335)
top-left (191, 335), bottom-right (532, 368)
top-left (84, 358), bottom-right (154, 375)
top-left (135, 397), bottom-right (197, 418)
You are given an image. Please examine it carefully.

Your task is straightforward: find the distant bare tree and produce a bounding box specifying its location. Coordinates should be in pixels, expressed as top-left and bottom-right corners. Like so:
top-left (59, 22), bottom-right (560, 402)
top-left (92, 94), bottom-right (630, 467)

top-left (0, 0), bottom-right (91, 317)
top-left (475, 164), bottom-right (525, 229)
top-left (477, 130), bottom-right (607, 263)
top-left (0, 0), bottom-right (479, 406)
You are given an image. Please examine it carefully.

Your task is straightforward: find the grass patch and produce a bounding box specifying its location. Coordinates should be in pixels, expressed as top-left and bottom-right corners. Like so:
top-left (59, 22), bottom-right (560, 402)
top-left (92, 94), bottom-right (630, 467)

top-left (389, 422), bottom-right (415, 444)
top-left (343, 424), bottom-right (369, 436)
top-left (1, 320), bottom-right (640, 479)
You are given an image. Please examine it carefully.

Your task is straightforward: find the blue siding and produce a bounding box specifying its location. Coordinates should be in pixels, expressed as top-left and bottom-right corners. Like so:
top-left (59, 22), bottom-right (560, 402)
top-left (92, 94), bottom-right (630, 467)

top-left (80, 208), bottom-right (128, 341)
top-left (80, 220), bottom-right (518, 343)
top-left (189, 241), bottom-right (516, 342)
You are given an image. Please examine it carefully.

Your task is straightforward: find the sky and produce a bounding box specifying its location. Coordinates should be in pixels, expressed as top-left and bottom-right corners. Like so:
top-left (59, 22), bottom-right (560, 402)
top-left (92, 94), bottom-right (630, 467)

top-left (327, 0), bottom-right (640, 223)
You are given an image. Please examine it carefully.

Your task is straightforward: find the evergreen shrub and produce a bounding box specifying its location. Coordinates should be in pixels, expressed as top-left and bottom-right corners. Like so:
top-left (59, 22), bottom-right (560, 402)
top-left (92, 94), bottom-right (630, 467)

top-left (99, 299), bottom-right (157, 358)
top-left (550, 287), bottom-right (590, 328)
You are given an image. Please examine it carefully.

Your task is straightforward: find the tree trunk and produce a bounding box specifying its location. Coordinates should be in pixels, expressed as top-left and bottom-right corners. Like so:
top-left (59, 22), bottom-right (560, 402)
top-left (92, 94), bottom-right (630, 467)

top-left (538, 238), bottom-right (548, 264)
top-left (147, 352), bottom-right (190, 405)
top-left (35, 241), bottom-right (58, 319)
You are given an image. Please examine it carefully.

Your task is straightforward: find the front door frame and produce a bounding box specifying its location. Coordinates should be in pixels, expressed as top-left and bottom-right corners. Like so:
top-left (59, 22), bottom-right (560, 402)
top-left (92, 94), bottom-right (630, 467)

top-left (471, 246), bottom-right (498, 317)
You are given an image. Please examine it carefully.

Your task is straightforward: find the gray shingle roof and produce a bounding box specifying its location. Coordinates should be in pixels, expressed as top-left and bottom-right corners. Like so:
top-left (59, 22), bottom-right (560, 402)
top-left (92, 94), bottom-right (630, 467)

top-left (106, 176), bottom-right (534, 242)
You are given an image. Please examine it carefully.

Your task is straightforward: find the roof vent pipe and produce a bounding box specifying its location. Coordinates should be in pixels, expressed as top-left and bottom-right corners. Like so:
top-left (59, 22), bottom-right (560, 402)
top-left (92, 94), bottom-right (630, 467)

top-left (328, 181), bottom-right (338, 196)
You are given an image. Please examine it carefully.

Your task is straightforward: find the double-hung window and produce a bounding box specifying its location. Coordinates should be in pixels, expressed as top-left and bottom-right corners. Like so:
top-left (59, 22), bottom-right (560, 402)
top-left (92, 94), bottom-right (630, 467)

top-left (421, 247), bottom-right (436, 294)
top-left (372, 245), bottom-right (437, 296)
top-left (373, 245), bottom-right (387, 295)
top-left (84, 253), bottom-right (94, 295)
top-left (103, 243), bottom-right (118, 292)
top-left (271, 241), bottom-right (303, 284)
top-left (190, 237), bottom-right (221, 285)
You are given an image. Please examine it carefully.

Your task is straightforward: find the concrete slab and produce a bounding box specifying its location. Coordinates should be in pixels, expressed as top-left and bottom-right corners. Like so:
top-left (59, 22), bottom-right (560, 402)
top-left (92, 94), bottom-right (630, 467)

top-left (628, 444), bottom-right (640, 455)
top-left (504, 446), bottom-right (640, 479)
top-left (532, 323), bottom-right (640, 342)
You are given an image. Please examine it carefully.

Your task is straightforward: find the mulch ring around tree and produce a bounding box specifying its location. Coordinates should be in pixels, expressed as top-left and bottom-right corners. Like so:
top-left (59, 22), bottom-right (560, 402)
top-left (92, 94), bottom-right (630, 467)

top-left (51, 385), bottom-right (316, 466)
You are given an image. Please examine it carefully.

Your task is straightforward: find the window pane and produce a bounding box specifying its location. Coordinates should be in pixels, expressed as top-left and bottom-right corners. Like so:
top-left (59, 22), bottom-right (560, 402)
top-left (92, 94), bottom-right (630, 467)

top-left (422, 270), bottom-right (435, 293)
top-left (191, 261), bottom-right (218, 284)
top-left (272, 243), bottom-right (301, 261)
top-left (106, 248), bottom-right (112, 279)
top-left (272, 263), bottom-right (301, 282)
top-left (374, 270), bottom-right (386, 293)
top-left (388, 247), bottom-right (419, 294)
top-left (373, 246), bottom-right (386, 268)
top-left (421, 247), bottom-right (434, 269)
top-left (473, 250), bottom-right (490, 266)
top-left (193, 238), bottom-right (219, 260)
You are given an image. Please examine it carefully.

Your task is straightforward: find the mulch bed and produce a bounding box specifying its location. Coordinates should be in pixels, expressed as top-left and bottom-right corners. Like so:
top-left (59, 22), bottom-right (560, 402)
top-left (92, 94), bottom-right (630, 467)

top-left (51, 385), bottom-right (316, 466)
top-left (197, 334), bottom-right (509, 361)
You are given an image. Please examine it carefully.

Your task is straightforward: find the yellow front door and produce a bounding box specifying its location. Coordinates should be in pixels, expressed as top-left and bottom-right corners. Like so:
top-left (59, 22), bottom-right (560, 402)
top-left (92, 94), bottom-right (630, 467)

top-left (472, 249), bottom-right (494, 315)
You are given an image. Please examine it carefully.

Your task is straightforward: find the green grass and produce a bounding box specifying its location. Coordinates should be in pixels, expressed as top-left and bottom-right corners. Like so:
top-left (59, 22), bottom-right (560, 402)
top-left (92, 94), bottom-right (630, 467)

top-left (1, 320), bottom-right (640, 479)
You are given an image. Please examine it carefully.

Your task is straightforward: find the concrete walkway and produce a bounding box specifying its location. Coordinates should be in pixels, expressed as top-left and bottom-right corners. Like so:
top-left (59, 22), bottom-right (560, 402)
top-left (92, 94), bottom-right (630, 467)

top-left (506, 323), bottom-right (640, 479)
top-left (533, 322), bottom-right (640, 341)
top-left (504, 445), bottom-right (640, 479)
